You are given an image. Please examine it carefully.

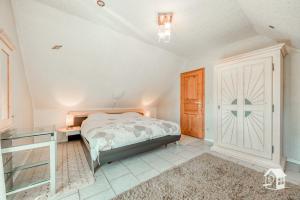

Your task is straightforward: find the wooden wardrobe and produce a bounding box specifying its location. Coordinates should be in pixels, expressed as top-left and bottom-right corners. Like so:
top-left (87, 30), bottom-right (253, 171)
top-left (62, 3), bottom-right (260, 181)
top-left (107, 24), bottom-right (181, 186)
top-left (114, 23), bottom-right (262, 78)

top-left (211, 44), bottom-right (287, 169)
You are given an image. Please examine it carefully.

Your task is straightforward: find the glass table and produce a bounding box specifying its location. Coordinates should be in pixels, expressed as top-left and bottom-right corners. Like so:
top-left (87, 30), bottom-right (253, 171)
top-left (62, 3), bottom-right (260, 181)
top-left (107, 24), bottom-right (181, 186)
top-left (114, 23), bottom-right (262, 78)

top-left (0, 126), bottom-right (57, 200)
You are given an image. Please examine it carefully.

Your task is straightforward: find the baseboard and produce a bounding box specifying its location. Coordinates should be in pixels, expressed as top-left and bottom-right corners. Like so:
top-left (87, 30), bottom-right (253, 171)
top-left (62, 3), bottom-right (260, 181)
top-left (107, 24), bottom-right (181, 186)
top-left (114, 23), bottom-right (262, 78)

top-left (287, 158), bottom-right (300, 165)
top-left (211, 145), bottom-right (283, 170)
top-left (281, 157), bottom-right (287, 170)
top-left (204, 138), bottom-right (214, 143)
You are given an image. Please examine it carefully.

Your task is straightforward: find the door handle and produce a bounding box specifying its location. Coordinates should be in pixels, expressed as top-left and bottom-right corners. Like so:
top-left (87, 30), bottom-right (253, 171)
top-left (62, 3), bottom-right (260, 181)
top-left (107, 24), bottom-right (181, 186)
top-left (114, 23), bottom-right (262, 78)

top-left (194, 101), bottom-right (203, 112)
top-left (196, 102), bottom-right (202, 109)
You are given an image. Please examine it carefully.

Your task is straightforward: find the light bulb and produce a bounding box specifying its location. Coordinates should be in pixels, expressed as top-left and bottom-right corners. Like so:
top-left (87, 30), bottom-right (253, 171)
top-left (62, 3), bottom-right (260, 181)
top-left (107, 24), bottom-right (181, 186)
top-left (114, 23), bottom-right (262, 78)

top-left (164, 22), bottom-right (171, 29)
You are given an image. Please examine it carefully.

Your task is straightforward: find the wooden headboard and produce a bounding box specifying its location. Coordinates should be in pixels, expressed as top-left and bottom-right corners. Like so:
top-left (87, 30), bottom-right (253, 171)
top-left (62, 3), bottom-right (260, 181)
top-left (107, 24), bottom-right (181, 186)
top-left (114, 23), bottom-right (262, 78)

top-left (68, 108), bottom-right (145, 127)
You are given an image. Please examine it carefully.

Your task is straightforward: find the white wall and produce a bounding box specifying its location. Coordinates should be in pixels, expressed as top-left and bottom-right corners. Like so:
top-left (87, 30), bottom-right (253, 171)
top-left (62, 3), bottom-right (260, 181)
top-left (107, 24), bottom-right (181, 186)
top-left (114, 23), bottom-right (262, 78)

top-left (158, 36), bottom-right (300, 163)
top-left (284, 48), bottom-right (300, 163)
top-left (157, 65), bottom-right (214, 141)
top-left (158, 35), bottom-right (275, 141)
top-left (33, 107), bottom-right (158, 128)
top-left (156, 76), bottom-right (180, 124)
top-left (0, 0), bottom-right (34, 174)
top-left (0, 0), bottom-right (33, 130)
top-left (12, 0), bottom-right (184, 128)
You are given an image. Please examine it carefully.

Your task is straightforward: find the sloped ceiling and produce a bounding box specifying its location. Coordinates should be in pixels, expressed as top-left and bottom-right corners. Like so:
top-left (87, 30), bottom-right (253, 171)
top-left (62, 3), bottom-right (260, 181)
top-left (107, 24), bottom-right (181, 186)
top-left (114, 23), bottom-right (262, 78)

top-left (31, 0), bottom-right (300, 56)
top-left (12, 0), bottom-right (184, 110)
top-left (237, 0), bottom-right (300, 48)
top-left (11, 0), bottom-right (300, 111)
top-left (32, 0), bottom-right (257, 57)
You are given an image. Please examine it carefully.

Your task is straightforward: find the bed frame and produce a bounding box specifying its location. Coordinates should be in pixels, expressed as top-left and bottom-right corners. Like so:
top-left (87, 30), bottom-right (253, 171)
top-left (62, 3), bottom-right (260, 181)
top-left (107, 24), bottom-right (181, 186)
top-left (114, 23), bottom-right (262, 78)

top-left (69, 109), bottom-right (181, 174)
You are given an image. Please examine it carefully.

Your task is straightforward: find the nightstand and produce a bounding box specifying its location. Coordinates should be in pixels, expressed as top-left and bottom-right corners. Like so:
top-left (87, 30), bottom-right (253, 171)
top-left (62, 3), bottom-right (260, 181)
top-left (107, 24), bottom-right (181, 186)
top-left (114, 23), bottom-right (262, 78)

top-left (57, 126), bottom-right (81, 143)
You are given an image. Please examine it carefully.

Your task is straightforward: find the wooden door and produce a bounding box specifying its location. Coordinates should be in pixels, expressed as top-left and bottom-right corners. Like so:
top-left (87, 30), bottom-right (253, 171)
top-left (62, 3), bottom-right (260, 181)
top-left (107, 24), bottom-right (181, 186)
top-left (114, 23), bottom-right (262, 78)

top-left (217, 57), bottom-right (273, 159)
top-left (180, 68), bottom-right (205, 138)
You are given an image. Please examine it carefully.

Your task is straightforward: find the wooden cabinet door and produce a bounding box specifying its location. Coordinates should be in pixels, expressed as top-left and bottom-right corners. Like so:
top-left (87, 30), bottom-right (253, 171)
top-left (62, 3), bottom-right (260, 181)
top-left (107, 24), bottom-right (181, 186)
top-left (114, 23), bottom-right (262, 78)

top-left (180, 68), bottom-right (205, 138)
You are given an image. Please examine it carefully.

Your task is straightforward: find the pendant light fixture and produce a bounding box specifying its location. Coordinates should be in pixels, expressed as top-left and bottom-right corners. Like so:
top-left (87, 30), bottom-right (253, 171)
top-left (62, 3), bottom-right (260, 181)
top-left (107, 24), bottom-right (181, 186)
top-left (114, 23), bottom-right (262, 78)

top-left (97, 0), bottom-right (105, 7)
top-left (158, 12), bottom-right (173, 43)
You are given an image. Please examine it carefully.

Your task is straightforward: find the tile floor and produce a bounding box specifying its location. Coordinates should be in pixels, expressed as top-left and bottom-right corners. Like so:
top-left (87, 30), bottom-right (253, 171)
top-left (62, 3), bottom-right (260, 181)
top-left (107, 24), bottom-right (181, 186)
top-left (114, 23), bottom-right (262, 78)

top-left (55, 135), bottom-right (300, 200)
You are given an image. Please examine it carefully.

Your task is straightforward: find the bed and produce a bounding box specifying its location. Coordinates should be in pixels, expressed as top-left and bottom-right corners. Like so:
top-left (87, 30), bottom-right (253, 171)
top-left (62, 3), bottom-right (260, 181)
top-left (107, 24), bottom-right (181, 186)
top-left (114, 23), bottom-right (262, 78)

top-left (69, 109), bottom-right (181, 174)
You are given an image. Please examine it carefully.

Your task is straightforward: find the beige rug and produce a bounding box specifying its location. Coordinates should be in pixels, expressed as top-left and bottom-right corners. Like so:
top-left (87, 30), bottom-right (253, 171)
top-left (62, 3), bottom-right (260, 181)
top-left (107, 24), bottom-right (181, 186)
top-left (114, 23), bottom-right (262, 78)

top-left (8, 141), bottom-right (95, 200)
top-left (114, 153), bottom-right (300, 200)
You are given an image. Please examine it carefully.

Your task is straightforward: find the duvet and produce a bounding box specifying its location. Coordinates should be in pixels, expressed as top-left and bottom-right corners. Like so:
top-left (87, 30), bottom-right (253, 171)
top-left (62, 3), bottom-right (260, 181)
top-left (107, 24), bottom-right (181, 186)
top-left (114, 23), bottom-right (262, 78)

top-left (81, 113), bottom-right (180, 161)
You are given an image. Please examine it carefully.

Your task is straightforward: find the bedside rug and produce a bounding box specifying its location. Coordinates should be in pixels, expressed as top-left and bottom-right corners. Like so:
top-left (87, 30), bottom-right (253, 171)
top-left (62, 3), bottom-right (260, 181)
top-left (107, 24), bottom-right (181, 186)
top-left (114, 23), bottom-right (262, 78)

top-left (114, 153), bottom-right (300, 200)
top-left (8, 141), bottom-right (95, 200)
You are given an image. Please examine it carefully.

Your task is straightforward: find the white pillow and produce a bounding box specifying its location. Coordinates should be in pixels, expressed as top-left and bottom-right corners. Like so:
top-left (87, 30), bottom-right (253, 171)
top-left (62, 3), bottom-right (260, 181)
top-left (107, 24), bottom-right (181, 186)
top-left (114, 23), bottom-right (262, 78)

top-left (87, 112), bottom-right (142, 121)
top-left (87, 112), bottom-right (110, 120)
top-left (120, 112), bottom-right (142, 118)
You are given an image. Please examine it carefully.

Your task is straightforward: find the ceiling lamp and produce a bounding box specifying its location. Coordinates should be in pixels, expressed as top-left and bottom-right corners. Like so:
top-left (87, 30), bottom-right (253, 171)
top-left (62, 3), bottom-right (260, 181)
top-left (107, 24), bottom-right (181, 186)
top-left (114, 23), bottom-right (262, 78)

top-left (96, 0), bottom-right (105, 7)
top-left (158, 12), bottom-right (173, 43)
top-left (51, 45), bottom-right (63, 50)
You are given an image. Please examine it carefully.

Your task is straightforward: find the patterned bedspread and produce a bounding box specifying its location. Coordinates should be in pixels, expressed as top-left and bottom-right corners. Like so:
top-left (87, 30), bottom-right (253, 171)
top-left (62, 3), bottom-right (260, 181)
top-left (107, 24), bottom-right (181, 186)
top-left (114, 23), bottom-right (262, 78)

top-left (81, 115), bottom-right (180, 161)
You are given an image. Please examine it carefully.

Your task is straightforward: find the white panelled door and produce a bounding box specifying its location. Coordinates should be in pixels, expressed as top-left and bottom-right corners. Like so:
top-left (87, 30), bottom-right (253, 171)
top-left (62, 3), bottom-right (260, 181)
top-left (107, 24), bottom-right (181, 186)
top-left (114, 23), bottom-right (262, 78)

top-left (217, 57), bottom-right (273, 159)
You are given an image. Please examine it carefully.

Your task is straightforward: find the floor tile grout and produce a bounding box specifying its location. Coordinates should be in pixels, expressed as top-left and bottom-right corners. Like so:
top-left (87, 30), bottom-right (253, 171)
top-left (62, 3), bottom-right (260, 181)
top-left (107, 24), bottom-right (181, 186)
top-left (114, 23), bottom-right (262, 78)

top-left (121, 158), bottom-right (151, 178)
top-left (94, 139), bottom-right (202, 198)
top-left (59, 135), bottom-right (300, 200)
top-left (100, 168), bottom-right (118, 197)
top-left (82, 187), bottom-right (112, 200)
top-left (120, 161), bottom-right (141, 184)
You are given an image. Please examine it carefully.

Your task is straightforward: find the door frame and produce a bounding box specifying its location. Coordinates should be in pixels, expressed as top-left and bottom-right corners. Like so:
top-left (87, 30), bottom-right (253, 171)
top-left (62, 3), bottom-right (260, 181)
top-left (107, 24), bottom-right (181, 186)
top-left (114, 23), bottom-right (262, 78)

top-left (180, 67), bottom-right (205, 138)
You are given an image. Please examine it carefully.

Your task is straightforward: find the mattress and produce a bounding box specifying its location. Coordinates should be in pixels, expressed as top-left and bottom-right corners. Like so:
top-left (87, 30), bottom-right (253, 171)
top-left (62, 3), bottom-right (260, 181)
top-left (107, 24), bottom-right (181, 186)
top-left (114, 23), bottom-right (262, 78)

top-left (80, 112), bottom-right (180, 161)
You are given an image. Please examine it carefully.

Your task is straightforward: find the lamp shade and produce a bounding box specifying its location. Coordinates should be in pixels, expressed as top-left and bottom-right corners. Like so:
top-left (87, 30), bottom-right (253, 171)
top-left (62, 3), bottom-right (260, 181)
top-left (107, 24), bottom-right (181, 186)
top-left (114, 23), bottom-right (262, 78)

top-left (144, 110), bottom-right (151, 117)
top-left (66, 114), bottom-right (74, 127)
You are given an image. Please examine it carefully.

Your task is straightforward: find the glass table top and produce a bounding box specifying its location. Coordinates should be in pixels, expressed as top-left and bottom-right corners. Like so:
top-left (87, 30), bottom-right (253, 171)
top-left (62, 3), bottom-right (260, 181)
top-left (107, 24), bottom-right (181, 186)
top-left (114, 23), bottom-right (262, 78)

top-left (0, 126), bottom-right (56, 141)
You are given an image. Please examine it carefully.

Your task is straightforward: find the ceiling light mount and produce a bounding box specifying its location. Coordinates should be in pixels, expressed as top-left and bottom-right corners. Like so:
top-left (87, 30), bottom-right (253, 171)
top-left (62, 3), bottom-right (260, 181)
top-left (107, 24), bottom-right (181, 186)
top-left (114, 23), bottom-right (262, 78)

top-left (52, 45), bottom-right (63, 50)
top-left (158, 12), bottom-right (173, 26)
top-left (269, 25), bottom-right (275, 29)
top-left (97, 0), bottom-right (105, 7)
top-left (157, 12), bottom-right (173, 43)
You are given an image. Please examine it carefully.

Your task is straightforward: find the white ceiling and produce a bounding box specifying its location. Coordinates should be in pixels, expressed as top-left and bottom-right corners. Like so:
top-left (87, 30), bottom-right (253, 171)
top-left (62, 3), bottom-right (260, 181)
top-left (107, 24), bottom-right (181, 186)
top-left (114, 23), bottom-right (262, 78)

top-left (237, 0), bottom-right (300, 48)
top-left (33, 0), bottom-right (300, 57)
top-left (33, 0), bottom-right (257, 57)
top-left (12, 0), bottom-right (184, 110)
top-left (10, 0), bottom-right (300, 111)
top-left (104, 0), bottom-right (258, 57)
